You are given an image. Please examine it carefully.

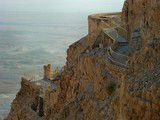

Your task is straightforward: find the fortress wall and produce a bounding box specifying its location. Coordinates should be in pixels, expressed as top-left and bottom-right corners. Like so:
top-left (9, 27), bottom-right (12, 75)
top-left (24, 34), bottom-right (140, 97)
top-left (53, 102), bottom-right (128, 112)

top-left (88, 16), bottom-right (102, 34)
top-left (88, 12), bottom-right (122, 34)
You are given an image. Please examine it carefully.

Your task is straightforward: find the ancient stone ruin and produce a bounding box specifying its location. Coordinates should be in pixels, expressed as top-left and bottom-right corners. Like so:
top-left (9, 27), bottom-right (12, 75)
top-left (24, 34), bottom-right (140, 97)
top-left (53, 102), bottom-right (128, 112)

top-left (6, 0), bottom-right (160, 120)
top-left (43, 64), bottom-right (53, 80)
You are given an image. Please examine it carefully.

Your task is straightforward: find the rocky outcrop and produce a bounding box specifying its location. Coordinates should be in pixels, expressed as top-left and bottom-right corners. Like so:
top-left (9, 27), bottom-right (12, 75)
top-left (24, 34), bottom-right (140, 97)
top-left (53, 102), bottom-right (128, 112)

top-left (123, 0), bottom-right (160, 69)
top-left (6, 78), bottom-right (42, 120)
top-left (6, 0), bottom-right (160, 120)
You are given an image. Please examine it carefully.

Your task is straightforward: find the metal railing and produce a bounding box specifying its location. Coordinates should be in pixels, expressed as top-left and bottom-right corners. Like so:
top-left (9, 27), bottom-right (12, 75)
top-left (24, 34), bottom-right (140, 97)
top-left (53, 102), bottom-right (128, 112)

top-left (87, 15), bottom-right (130, 69)
top-left (108, 47), bottom-right (129, 64)
top-left (100, 20), bottom-right (130, 68)
top-left (106, 49), bottom-right (129, 68)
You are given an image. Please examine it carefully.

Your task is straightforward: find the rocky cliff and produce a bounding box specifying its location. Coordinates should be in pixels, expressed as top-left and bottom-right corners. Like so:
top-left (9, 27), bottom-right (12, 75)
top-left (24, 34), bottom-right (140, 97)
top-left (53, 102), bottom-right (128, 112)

top-left (123, 0), bottom-right (160, 61)
top-left (6, 0), bottom-right (160, 120)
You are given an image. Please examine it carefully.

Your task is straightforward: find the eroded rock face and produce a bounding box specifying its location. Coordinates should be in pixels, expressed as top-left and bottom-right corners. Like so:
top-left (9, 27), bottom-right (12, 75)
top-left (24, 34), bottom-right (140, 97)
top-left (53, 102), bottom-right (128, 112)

top-left (6, 0), bottom-right (160, 120)
top-left (7, 78), bottom-right (43, 120)
top-left (6, 33), bottom-right (118, 120)
top-left (123, 0), bottom-right (160, 69)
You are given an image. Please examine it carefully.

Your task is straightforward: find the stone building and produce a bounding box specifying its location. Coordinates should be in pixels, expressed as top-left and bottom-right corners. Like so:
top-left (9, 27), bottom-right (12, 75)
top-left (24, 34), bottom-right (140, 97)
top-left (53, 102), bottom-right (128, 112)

top-left (43, 64), bottom-right (53, 80)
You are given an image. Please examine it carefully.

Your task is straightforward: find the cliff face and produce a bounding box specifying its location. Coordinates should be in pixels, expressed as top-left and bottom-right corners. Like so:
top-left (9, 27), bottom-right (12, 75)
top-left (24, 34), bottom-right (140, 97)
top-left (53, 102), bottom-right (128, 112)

top-left (6, 79), bottom-right (42, 120)
top-left (116, 0), bottom-right (160, 119)
top-left (7, 0), bottom-right (160, 120)
top-left (123, 0), bottom-right (160, 68)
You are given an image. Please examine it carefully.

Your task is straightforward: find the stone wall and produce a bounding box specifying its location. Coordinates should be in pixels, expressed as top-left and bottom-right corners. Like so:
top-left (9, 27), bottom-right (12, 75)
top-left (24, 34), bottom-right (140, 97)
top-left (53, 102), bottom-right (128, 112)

top-left (43, 64), bottom-right (53, 80)
top-left (6, 1), bottom-right (160, 120)
top-left (88, 12), bottom-right (121, 34)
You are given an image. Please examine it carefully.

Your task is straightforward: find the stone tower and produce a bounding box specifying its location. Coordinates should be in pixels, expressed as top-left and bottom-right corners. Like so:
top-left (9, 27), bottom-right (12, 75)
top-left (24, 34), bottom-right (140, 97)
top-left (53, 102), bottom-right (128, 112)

top-left (43, 64), bottom-right (53, 80)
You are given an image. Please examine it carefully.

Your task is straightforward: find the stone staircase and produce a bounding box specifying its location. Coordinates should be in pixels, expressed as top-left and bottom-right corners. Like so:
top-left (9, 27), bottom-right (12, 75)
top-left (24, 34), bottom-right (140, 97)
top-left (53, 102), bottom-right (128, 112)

top-left (102, 27), bottom-right (130, 68)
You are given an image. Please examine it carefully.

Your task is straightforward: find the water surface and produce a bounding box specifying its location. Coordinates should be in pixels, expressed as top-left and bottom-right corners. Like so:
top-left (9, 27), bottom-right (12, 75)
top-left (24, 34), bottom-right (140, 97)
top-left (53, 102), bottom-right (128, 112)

top-left (0, 11), bottom-right (88, 119)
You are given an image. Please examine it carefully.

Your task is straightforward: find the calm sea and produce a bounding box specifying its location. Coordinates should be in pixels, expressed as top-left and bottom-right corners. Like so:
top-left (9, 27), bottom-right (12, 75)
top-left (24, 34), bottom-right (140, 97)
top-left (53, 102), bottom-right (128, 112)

top-left (0, 11), bottom-right (88, 118)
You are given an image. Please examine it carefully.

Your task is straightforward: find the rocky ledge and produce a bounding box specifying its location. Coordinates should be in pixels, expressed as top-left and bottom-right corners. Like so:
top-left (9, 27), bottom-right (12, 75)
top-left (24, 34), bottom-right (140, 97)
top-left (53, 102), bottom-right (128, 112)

top-left (6, 0), bottom-right (160, 120)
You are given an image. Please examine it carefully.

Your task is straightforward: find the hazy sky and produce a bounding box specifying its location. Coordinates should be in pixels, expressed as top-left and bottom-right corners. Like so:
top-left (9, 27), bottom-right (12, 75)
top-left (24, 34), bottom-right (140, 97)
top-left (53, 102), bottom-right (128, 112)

top-left (0, 0), bottom-right (125, 13)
